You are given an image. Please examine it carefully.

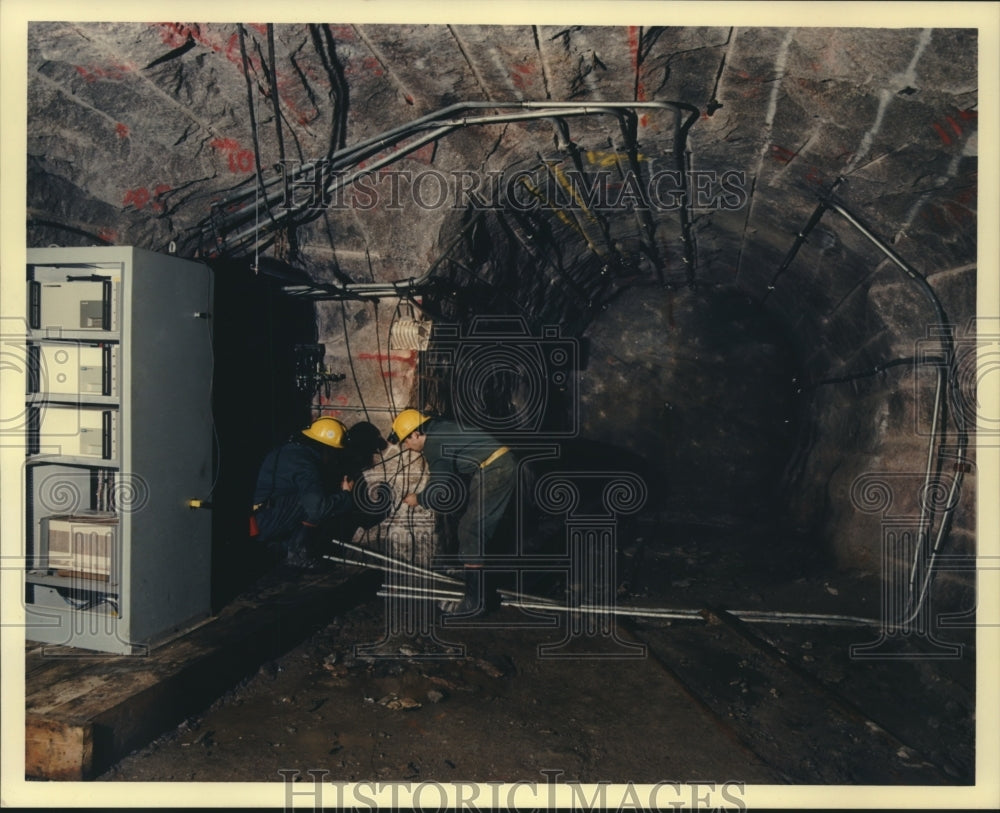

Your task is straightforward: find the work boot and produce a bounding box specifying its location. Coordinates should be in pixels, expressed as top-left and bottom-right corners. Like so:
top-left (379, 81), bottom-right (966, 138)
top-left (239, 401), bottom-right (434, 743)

top-left (447, 567), bottom-right (484, 617)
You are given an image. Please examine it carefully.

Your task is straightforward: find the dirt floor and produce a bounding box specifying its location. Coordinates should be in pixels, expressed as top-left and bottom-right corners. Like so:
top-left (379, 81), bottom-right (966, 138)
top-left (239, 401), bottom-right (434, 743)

top-left (94, 523), bottom-right (976, 791)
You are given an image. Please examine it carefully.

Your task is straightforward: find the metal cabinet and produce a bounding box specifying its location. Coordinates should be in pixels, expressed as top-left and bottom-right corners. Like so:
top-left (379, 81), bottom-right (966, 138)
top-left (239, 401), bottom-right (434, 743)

top-left (24, 247), bottom-right (213, 654)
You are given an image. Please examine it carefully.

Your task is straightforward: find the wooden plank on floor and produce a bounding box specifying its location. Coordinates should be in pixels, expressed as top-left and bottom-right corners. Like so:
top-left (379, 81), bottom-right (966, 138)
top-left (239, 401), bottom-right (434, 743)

top-left (25, 715), bottom-right (93, 781)
top-left (25, 566), bottom-right (379, 779)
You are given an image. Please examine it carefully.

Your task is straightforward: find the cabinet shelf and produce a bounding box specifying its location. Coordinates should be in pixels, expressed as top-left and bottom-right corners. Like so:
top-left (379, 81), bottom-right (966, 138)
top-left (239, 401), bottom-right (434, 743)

top-left (28, 394), bottom-right (120, 408)
top-left (25, 453), bottom-right (121, 468)
top-left (26, 570), bottom-right (120, 593)
top-left (24, 246), bottom-right (214, 654)
top-left (28, 328), bottom-right (121, 342)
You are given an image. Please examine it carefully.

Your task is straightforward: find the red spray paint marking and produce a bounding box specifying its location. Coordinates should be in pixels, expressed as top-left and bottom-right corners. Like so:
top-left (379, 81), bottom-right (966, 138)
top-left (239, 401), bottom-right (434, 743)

top-left (211, 138), bottom-right (255, 173)
top-left (153, 23), bottom-right (261, 73)
top-left (358, 140), bottom-right (435, 173)
top-left (75, 62), bottom-right (135, 82)
top-left (932, 122), bottom-right (952, 145)
top-left (733, 70), bottom-right (763, 100)
top-left (328, 25), bottom-right (356, 42)
top-left (627, 27), bottom-right (649, 125)
top-left (922, 182), bottom-right (977, 227)
top-left (316, 393), bottom-right (349, 416)
top-left (115, 122), bottom-right (130, 139)
top-left (151, 22), bottom-right (325, 140)
top-left (771, 145), bottom-right (798, 164)
top-left (511, 61), bottom-right (535, 91)
top-left (932, 108), bottom-right (978, 145)
top-left (123, 187), bottom-right (150, 209)
top-left (344, 55), bottom-right (384, 77)
top-left (805, 166), bottom-right (825, 186)
top-left (357, 352), bottom-right (417, 367)
top-left (123, 184), bottom-right (171, 212)
top-left (156, 23), bottom-right (205, 49)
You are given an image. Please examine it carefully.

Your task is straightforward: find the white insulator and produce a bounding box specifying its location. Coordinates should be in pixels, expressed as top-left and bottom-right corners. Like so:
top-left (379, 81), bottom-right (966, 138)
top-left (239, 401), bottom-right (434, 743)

top-left (389, 318), bottom-right (431, 351)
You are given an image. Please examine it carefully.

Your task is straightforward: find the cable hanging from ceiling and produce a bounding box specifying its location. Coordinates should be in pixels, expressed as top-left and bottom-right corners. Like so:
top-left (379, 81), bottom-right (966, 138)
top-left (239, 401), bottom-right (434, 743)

top-left (183, 100), bottom-right (699, 292)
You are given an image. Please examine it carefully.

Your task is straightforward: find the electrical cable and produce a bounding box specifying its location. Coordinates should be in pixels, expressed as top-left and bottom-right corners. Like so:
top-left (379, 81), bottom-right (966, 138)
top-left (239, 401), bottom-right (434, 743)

top-left (265, 24), bottom-right (291, 238)
top-left (236, 23), bottom-right (278, 271)
top-left (194, 101), bottom-right (701, 261)
top-left (339, 299), bottom-right (370, 425)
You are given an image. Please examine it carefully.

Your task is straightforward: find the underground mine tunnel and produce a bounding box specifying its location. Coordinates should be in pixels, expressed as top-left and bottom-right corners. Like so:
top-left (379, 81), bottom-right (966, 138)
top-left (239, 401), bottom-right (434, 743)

top-left (13, 17), bottom-right (988, 793)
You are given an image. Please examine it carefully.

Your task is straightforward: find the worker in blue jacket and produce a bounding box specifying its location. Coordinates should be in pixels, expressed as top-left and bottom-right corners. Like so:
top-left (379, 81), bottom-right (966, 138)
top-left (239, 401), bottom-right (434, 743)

top-left (388, 409), bottom-right (516, 615)
top-left (251, 417), bottom-right (354, 568)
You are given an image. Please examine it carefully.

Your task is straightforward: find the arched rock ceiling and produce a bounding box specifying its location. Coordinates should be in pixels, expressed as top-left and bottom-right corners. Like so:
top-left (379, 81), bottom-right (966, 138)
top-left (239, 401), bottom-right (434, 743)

top-left (28, 23), bottom-right (978, 347)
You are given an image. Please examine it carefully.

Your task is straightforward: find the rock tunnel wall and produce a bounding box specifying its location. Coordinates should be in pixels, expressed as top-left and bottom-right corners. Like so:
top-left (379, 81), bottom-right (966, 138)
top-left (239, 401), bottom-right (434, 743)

top-left (18, 20), bottom-right (983, 614)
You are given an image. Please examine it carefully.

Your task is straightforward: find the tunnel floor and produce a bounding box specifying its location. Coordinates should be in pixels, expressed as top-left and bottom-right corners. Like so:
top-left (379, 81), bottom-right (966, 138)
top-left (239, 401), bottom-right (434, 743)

top-left (96, 524), bottom-right (975, 787)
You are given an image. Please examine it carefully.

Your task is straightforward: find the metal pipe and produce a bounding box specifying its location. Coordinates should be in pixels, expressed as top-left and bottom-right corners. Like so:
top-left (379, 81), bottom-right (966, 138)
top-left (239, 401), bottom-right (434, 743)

top-left (210, 100), bottom-right (698, 261)
top-left (729, 610), bottom-right (883, 628)
top-left (322, 552), bottom-right (461, 586)
top-left (327, 540), bottom-right (464, 584)
top-left (500, 598), bottom-right (884, 628)
top-left (823, 199), bottom-right (950, 327)
top-left (496, 587), bottom-right (560, 606)
top-left (906, 363), bottom-right (944, 619)
top-left (322, 552), bottom-right (380, 570)
top-left (500, 599), bottom-right (706, 622)
top-left (823, 196), bottom-right (968, 627)
top-left (327, 563), bottom-right (888, 629)
top-left (775, 188), bottom-right (968, 629)
top-left (222, 105), bottom-right (649, 247)
top-left (379, 583), bottom-right (464, 598)
top-left (377, 590), bottom-right (464, 602)
top-left (279, 201), bottom-right (484, 301)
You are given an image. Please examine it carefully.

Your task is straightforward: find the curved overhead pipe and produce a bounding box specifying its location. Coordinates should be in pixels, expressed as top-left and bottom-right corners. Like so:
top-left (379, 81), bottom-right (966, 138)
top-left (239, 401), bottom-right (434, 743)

top-left (197, 100), bottom-right (700, 275)
top-left (821, 196), bottom-right (969, 627)
top-left (771, 179), bottom-right (969, 628)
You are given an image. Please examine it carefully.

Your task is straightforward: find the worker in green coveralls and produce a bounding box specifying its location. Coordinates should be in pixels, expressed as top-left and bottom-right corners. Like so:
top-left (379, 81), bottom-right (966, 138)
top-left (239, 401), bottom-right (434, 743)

top-left (388, 409), bottom-right (516, 616)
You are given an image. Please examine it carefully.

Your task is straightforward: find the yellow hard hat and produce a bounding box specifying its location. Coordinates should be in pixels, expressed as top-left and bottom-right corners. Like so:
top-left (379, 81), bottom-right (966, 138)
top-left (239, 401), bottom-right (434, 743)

top-left (302, 417), bottom-right (347, 448)
top-left (388, 409), bottom-right (430, 444)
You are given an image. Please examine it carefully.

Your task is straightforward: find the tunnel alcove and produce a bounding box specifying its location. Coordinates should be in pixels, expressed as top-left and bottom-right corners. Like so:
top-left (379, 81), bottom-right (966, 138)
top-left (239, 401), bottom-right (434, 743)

top-left (578, 283), bottom-right (800, 532)
top-left (207, 258), bottom-right (323, 608)
top-left (12, 16), bottom-right (992, 791)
